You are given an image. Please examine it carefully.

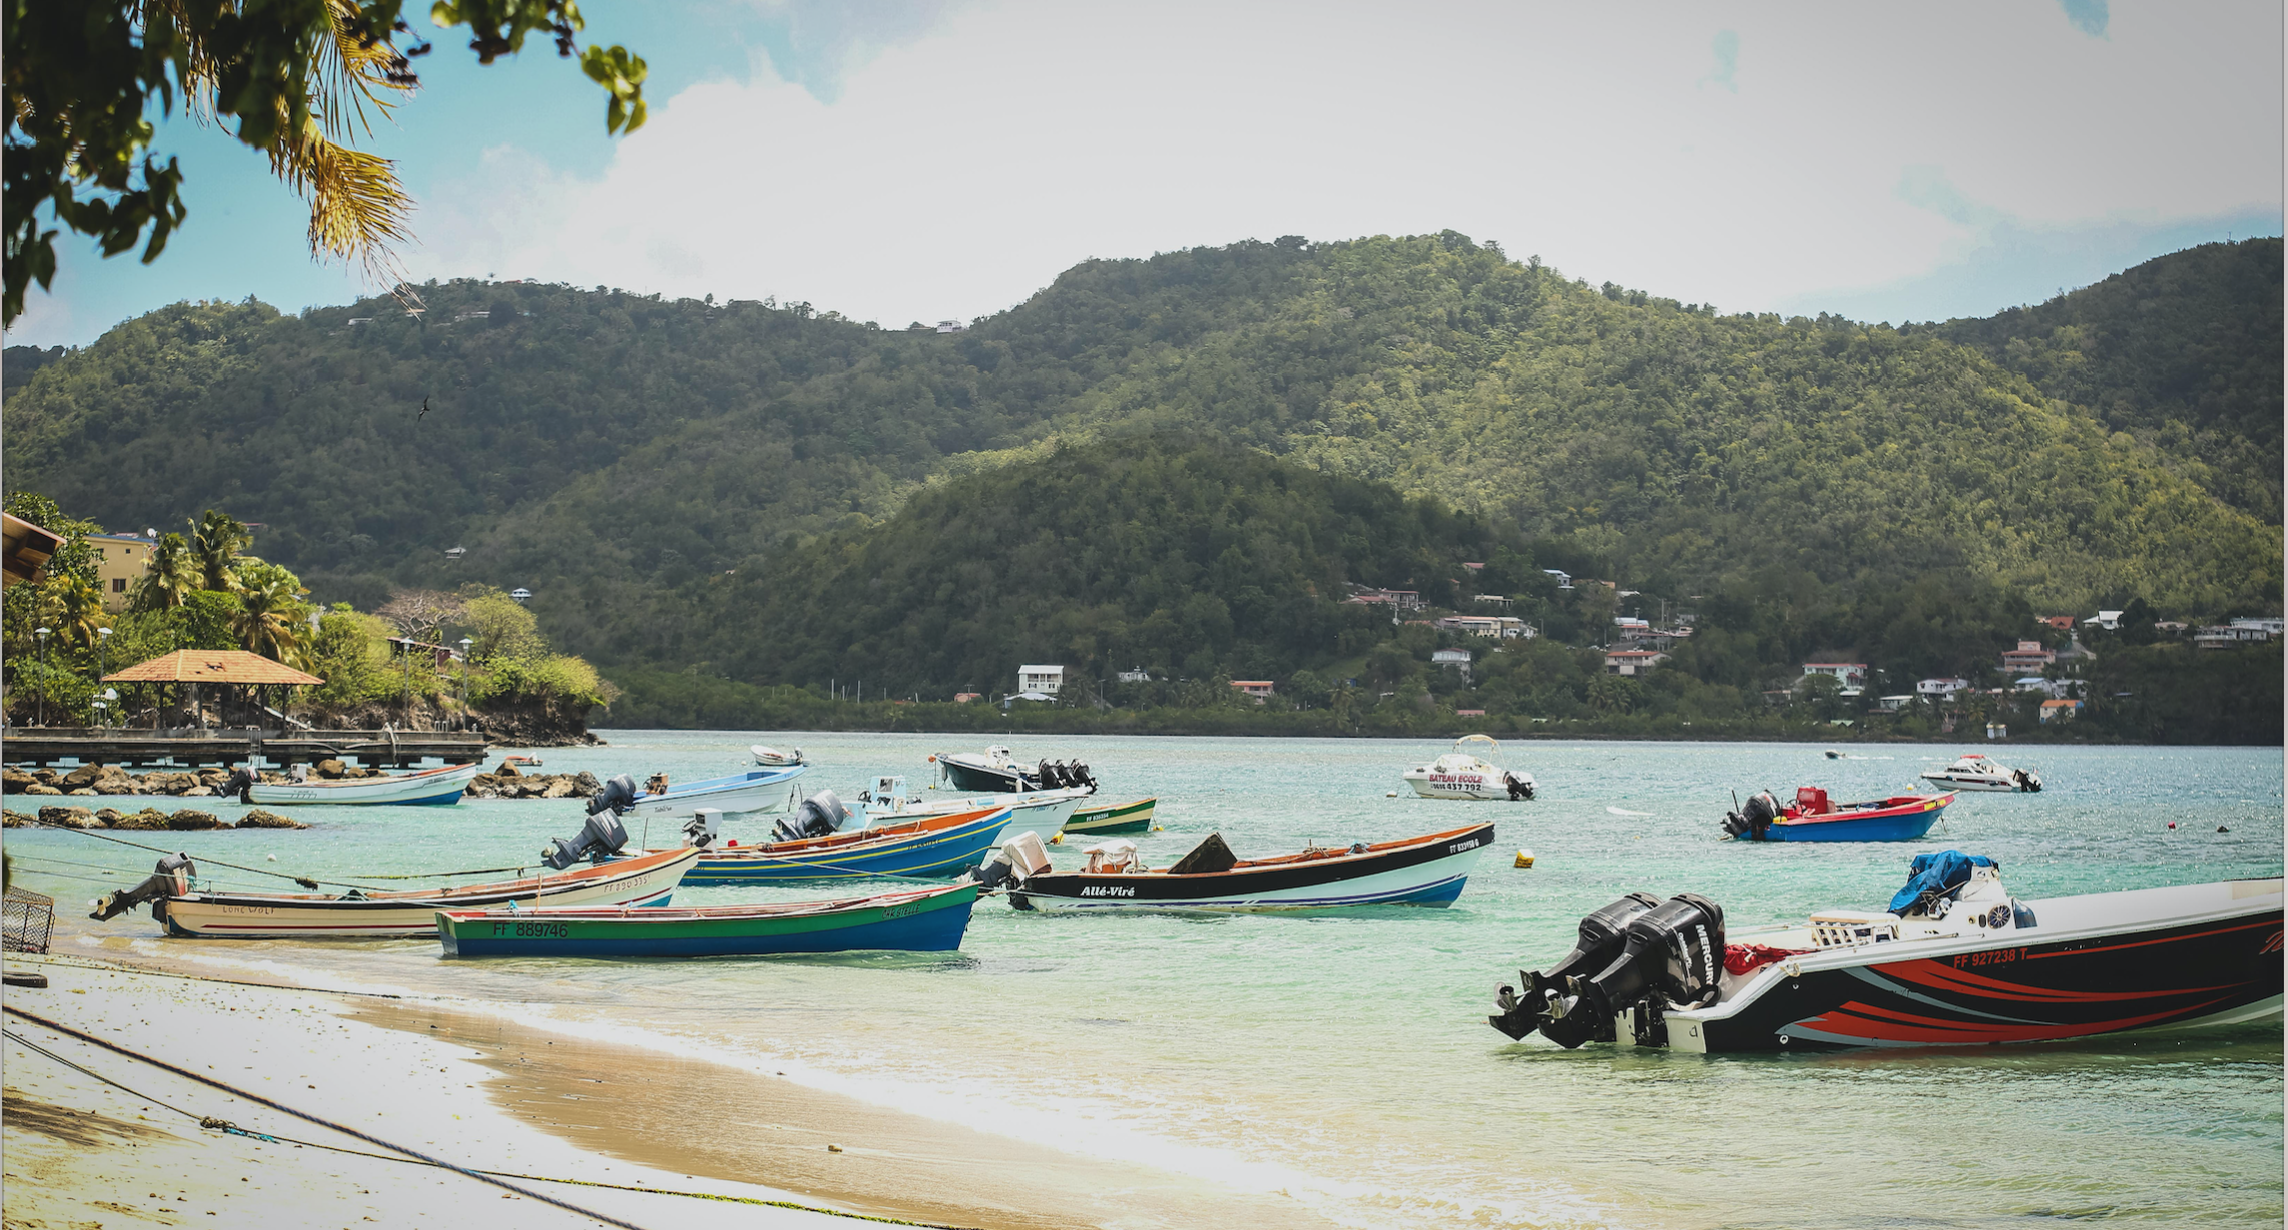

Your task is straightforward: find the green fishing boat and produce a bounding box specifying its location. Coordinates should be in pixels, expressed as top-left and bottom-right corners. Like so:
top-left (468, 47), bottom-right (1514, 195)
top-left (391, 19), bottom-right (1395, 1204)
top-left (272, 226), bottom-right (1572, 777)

top-left (1061, 796), bottom-right (1157, 835)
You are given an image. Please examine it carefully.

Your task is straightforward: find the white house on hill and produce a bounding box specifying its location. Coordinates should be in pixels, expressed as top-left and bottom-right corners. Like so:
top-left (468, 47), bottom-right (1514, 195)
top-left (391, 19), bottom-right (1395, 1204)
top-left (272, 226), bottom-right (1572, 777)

top-left (1018, 665), bottom-right (1064, 695)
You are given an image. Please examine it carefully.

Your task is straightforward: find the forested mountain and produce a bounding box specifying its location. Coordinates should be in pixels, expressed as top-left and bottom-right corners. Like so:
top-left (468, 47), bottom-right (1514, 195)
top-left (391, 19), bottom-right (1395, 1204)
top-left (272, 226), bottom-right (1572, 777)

top-left (1938, 238), bottom-right (2281, 520)
top-left (5, 234), bottom-right (2279, 693)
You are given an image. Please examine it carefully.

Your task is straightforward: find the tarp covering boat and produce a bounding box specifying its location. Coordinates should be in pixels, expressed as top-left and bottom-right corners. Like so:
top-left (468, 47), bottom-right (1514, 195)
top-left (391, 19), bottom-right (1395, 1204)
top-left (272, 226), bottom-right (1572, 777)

top-left (1888, 850), bottom-right (1998, 914)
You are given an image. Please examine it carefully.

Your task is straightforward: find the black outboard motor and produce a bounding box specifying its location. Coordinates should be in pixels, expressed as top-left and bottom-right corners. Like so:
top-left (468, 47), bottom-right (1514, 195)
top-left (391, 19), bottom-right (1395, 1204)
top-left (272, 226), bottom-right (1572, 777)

top-left (973, 848), bottom-right (1017, 892)
top-left (1504, 772), bottom-right (1534, 802)
top-left (773, 789), bottom-right (848, 843)
top-left (1721, 790), bottom-right (1781, 841)
top-left (1492, 893), bottom-right (1726, 1047)
top-left (1491, 893), bottom-right (1660, 1040)
top-left (90, 853), bottom-right (197, 921)
top-left (588, 773), bottom-right (638, 817)
top-left (542, 808), bottom-right (629, 870)
top-left (223, 767), bottom-right (257, 804)
top-left (1070, 761), bottom-right (1095, 792)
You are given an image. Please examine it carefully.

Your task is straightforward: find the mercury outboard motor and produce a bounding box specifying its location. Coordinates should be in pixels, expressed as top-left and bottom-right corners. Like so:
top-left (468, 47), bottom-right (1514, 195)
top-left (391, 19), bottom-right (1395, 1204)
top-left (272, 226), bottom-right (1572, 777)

top-left (1504, 772), bottom-right (1534, 801)
top-left (1491, 892), bottom-right (1660, 1040)
top-left (588, 773), bottom-right (638, 817)
top-left (1721, 790), bottom-right (1781, 841)
top-left (542, 808), bottom-right (629, 870)
top-left (1492, 893), bottom-right (1726, 1048)
top-left (90, 853), bottom-right (197, 921)
top-left (773, 790), bottom-right (848, 843)
top-left (223, 767), bottom-right (257, 804)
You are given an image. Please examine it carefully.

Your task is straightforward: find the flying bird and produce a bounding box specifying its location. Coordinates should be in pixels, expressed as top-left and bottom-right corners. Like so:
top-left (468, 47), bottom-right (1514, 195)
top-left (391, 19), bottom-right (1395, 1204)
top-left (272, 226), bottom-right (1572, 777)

top-left (417, 396), bottom-right (429, 422)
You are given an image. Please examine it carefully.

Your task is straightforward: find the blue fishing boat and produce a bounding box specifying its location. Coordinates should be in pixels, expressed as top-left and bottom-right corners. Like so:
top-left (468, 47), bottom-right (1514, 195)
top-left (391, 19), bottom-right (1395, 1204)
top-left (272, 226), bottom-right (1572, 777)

top-left (1723, 787), bottom-right (1955, 842)
top-left (674, 804), bottom-right (1015, 885)
top-left (436, 881), bottom-right (979, 958)
top-left (622, 766), bottom-right (807, 821)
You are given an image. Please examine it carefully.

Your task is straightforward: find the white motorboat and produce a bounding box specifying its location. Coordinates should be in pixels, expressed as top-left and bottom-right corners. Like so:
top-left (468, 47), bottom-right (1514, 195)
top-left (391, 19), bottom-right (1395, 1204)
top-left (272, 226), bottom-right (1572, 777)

top-left (624, 766), bottom-right (808, 821)
top-left (243, 760), bottom-right (483, 806)
top-left (1401, 735), bottom-right (1534, 800)
top-left (1919, 752), bottom-right (2041, 792)
top-left (858, 775), bottom-right (1091, 828)
top-left (931, 746), bottom-right (1098, 794)
top-left (751, 744), bottom-right (807, 767)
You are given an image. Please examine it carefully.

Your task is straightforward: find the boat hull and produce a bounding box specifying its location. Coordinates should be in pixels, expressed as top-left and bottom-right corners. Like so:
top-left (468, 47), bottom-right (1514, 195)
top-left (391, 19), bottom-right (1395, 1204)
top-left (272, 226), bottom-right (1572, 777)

top-left (1062, 797), bottom-right (1156, 834)
top-left (625, 767), bottom-right (806, 820)
top-left (1749, 794), bottom-right (1953, 842)
top-left (866, 787), bottom-right (1090, 828)
top-left (1667, 885), bottom-right (2285, 1052)
top-left (1011, 823), bottom-right (1492, 912)
top-left (1918, 773), bottom-right (2022, 792)
top-left (246, 761), bottom-right (482, 806)
top-left (438, 883), bottom-right (978, 958)
top-left (939, 758), bottom-right (1029, 793)
top-left (676, 806), bottom-right (1013, 885)
top-left (154, 847), bottom-right (699, 939)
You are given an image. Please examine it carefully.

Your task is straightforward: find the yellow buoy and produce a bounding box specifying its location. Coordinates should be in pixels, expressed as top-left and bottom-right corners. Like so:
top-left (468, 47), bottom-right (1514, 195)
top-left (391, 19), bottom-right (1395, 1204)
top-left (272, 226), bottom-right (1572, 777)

top-left (1514, 849), bottom-right (1535, 868)
top-left (1049, 833), bottom-right (1064, 845)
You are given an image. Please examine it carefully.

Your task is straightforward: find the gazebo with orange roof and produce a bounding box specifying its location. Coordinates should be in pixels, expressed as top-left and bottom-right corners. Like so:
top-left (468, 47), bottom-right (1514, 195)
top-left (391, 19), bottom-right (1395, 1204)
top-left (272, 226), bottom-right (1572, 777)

top-left (105, 650), bottom-right (324, 729)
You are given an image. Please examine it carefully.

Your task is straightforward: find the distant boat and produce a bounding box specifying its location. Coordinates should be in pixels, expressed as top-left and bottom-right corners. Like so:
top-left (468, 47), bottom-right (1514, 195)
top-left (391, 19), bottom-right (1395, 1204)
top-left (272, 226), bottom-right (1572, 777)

top-left (1920, 753), bottom-right (2042, 792)
top-left (931, 746), bottom-right (1097, 794)
top-left (104, 847), bottom-right (699, 939)
top-left (245, 760), bottom-right (483, 807)
top-left (751, 744), bottom-right (806, 767)
top-left (1401, 734), bottom-right (1534, 800)
top-left (673, 804), bottom-right (1015, 885)
top-left (1724, 788), bottom-right (1955, 843)
top-left (984, 821), bottom-right (1494, 912)
top-left (437, 881), bottom-right (979, 958)
top-left (1061, 797), bottom-right (1157, 835)
top-left (623, 767), bottom-right (807, 820)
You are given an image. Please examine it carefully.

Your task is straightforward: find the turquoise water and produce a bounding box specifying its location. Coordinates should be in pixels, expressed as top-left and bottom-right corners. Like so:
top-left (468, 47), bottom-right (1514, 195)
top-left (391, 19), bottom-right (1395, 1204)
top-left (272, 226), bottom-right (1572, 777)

top-left (11, 734), bottom-right (2282, 1229)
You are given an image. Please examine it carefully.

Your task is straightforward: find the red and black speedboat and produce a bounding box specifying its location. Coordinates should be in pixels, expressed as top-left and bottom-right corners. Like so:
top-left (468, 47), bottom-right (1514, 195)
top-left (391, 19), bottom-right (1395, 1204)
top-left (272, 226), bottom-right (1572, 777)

top-left (1490, 851), bottom-right (2283, 1052)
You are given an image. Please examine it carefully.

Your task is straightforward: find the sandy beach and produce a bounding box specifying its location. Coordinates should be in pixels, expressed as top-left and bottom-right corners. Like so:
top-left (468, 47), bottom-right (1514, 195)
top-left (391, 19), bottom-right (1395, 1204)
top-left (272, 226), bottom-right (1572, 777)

top-left (3, 926), bottom-right (1343, 1230)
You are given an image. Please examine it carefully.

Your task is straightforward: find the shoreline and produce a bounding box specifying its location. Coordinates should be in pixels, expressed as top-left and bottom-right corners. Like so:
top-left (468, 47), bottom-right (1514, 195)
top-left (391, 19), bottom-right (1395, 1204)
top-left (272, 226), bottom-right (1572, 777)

top-left (4, 934), bottom-right (1347, 1230)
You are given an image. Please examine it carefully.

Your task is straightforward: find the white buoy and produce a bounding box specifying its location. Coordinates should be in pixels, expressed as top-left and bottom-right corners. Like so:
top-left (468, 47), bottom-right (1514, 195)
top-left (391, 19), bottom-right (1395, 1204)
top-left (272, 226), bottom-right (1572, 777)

top-left (1385, 790), bottom-right (1399, 798)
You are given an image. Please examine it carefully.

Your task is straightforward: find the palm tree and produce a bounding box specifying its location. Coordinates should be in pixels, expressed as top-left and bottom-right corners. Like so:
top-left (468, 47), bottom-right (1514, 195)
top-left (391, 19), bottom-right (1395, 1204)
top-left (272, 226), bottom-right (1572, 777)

top-left (191, 511), bottom-right (250, 593)
top-left (126, 532), bottom-right (201, 613)
top-left (50, 576), bottom-right (107, 651)
top-left (232, 570), bottom-right (308, 663)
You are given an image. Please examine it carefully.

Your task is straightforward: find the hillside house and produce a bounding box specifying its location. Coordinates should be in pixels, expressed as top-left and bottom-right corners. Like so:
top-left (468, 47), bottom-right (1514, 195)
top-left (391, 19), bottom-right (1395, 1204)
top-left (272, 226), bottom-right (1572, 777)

top-left (1116, 668), bottom-right (1152, 683)
top-left (1434, 615), bottom-right (1535, 639)
top-left (953, 692), bottom-right (982, 704)
top-left (2037, 615), bottom-right (2077, 631)
top-left (2039, 699), bottom-right (2084, 723)
top-left (1605, 649), bottom-right (1668, 676)
top-left (2000, 640), bottom-right (2056, 672)
top-left (1230, 680), bottom-right (1276, 703)
top-left (2083, 610), bottom-right (2124, 631)
top-left (2195, 625), bottom-right (2273, 650)
top-left (86, 531), bottom-right (155, 611)
top-left (1917, 677), bottom-right (1970, 698)
top-left (1542, 569), bottom-right (1574, 590)
top-left (1018, 664), bottom-right (1065, 695)
top-left (2230, 617), bottom-right (2283, 637)
top-left (1801, 663), bottom-right (1868, 694)
top-left (1344, 588), bottom-right (1423, 610)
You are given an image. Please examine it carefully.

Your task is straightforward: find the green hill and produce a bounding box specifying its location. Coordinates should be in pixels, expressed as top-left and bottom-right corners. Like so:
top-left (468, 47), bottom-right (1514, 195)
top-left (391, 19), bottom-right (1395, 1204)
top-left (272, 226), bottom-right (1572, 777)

top-left (5, 233), bottom-right (2279, 688)
top-left (1937, 238), bottom-right (2282, 521)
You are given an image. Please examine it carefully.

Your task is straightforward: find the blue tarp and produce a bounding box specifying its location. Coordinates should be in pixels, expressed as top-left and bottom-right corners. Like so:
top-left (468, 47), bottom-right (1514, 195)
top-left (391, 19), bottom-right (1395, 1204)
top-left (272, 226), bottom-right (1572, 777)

top-left (1887, 850), bottom-right (1998, 914)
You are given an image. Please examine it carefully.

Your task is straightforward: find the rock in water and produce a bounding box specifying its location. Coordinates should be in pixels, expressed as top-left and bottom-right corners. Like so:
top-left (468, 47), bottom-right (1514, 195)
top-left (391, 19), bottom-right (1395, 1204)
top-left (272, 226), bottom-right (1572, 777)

top-left (3, 767), bottom-right (38, 793)
top-left (167, 809), bottom-right (224, 831)
top-left (113, 808), bottom-right (171, 831)
top-left (236, 808), bottom-right (308, 830)
top-left (316, 758), bottom-right (347, 779)
top-left (21, 784), bottom-right (61, 797)
top-left (180, 786), bottom-right (214, 798)
top-left (60, 764), bottom-right (102, 790)
top-left (1, 809), bottom-right (30, 828)
top-left (496, 761), bottom-right (521, 779)
top-left (94, 808), bottom-right (123, 825)
top-left (36, 806), bottom-right (101, 829)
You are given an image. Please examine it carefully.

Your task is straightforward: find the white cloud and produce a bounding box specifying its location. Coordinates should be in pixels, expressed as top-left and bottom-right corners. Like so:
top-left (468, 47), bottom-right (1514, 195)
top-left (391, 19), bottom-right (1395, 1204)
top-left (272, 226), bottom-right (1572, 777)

top-left (403, 0), bottom-right (2280, 324)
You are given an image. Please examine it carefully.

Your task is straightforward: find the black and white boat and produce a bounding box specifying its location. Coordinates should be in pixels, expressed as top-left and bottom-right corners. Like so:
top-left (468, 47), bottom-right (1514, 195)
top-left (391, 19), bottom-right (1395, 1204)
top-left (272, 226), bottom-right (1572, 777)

top-left (1489, 851), bottom-right (2282, 1052)
top-left (978, 822), bottom-right (1493, 912)
top-left (930, 746), bottom-right (1097, 794)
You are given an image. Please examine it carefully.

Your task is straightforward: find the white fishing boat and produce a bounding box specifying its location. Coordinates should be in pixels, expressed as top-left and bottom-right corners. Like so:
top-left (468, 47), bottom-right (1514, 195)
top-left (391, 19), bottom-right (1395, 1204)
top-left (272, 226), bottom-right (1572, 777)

top-left (931, 746), bottom-right (1098, 794)
top-left (1401, 735), bottom-right (1534, 800)
top-left (243, 760), bottom-right (483, 806)
top-left (751, 744), bottom-right (807, 767)
top-left (1919, 752), bottom-right (2042, 792)
top-left (624, 766), bottom-right (808, 821)
top-left (858, 775), bottom-right (1091, 828)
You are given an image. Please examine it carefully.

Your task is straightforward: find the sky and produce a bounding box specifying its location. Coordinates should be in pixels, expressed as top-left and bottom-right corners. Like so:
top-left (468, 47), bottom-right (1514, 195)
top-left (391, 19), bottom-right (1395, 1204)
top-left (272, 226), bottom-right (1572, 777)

top-left (9, 0), bottom-right (2283, 348)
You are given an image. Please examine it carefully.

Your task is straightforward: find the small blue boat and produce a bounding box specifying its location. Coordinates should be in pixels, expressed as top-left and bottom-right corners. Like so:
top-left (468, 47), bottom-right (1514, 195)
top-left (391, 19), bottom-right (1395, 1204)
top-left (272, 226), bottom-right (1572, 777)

top-left (674, 804), bottom-right (1014, 885)
top-left (1725, 788), bottom-right (1956, 842)
top-left (622, 766), bottom-right (807, 821)
top-left (436, 881), bottom-right (979, 958)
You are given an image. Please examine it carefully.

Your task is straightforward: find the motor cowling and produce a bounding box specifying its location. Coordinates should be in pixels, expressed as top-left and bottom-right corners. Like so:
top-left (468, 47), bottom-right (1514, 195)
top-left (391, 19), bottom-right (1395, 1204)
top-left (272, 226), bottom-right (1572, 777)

top-left (223, 768), bottom-right (257, 804)
top-left (90, 853), bottom-right (197, 921)
top-left (589, 773), bottom-right (638, 816)
top-left (1493, 893), bottom-right (1726, 1048)
top-left (773, 790), bottom-right (848, 843)
top-left (1723, 790), bottom-right (1780, 840)
top-left (1491, 892), bottom-right (1661, 1040)
top-left (543, 808), bottom-right (630, 870)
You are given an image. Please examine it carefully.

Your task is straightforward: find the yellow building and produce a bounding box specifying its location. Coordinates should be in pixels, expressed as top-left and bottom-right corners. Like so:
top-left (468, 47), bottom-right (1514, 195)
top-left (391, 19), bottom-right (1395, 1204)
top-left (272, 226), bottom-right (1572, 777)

top-left (86, 532), bottom-right (156, 610)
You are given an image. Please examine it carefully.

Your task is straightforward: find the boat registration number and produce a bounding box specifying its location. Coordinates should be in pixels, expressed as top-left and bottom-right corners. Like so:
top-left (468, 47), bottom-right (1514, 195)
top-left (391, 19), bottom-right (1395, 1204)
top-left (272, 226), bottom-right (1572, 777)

top-left (1447, 837), bottom-right (1484, 854)
top-left (1952, 947), bottom-right (2024, 969)
top-left (883, 901), bottom-right (922, 919)
top-left (1080, 885), bottom-right (1136, 897)
top-left (489, 921), bottom-right (571, 938)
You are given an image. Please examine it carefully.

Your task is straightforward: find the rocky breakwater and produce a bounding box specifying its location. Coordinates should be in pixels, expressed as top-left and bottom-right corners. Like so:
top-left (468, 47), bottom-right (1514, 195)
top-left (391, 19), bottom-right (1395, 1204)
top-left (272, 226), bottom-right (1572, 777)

top-left (465, 763), bottom-right (602, 800)
top-left (4, 804), bottom-right (307, 830)
top-left (2, 762), bottom-right (402, 798)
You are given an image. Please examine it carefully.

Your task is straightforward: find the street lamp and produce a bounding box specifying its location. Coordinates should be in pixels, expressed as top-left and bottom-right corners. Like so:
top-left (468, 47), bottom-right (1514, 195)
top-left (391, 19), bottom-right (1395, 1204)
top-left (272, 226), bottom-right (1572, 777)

top-left (33, 626), bottom-right (49, 726)
top-left (96, 627), bottom-right (112, 727)
top-left (458, 637), bottom-right (474, 715)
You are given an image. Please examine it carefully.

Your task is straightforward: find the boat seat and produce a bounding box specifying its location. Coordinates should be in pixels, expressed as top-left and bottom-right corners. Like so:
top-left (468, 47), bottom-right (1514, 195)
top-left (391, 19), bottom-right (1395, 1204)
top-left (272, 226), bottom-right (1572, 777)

top-left (1796, 787), bottom-right (1831, 815)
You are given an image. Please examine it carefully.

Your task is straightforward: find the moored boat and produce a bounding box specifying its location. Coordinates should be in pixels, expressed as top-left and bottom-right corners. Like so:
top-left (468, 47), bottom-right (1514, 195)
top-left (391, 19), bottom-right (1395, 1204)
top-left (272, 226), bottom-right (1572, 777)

top-left (1920, 752), bottom-right (2042, 792)
top-left (751, 744), bottom-right (807, 767)
top-left (931, 746), bottom-right (1098, 794)
top-left (673, 803), bottom-right (1016, 885)
top-left (1401, 735), bottom-right (1534, 801)
top-left (1722, 787), bottom-right (1953, 842)
top-left (1061, 796), bottom-right (1157, 835)
top-left (623, 766), bottom-right (807, 820)
top-left (980, 821), bottom-right (1494, 912)
top-left (1489, 851), bottom-right (2284, 1052)
top-left (857, 775), bottom-right (1093, 827)
top-left (437, 881), bottom-right (979, 958)
top-left (242, 760), bottom-right (483, 806)
top-left (90, 846), bottom-right (699, 939)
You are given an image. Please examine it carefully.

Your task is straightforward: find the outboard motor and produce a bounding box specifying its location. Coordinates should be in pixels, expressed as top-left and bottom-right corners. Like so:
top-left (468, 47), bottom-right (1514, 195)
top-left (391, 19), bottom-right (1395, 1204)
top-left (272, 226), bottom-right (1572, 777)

top-left (542, 808), bottom-right (630, 870)
top-left (223, 767), bottom-right (257, 804)
top-left (1491, 892), bottom-right (1660, 1040)
top-left (773, 790), bottom-right (848, 843)
top-left (1721, 790), bottom-right (1781, 841)
top-left (588, 773), bottom-right (638, 817)
top-left (682, 808), bottom-right (724, 849)
top-left (1504, 772), bottom-right (1534, 802)
top-left (1492, 893), bottom-right (1726, 1048)
top-left (1070, 761), bottom-right (1095, 791)
top-left (90, 853), bottom-right (197, 921)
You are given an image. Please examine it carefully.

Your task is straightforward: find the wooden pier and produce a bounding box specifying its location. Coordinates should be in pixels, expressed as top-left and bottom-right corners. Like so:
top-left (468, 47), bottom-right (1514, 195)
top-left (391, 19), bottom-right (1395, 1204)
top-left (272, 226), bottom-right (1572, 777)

top-left (0, 727), bottom-right (490, 768)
